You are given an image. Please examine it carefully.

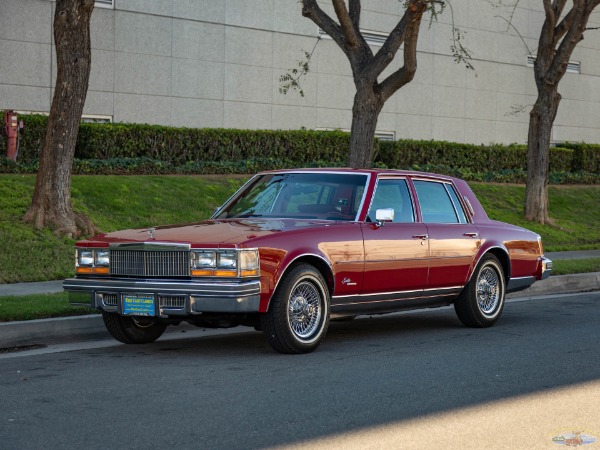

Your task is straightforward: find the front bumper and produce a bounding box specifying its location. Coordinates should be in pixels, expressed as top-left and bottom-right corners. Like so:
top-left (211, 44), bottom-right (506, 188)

top-left (63, 277), bottom-right (261, 317)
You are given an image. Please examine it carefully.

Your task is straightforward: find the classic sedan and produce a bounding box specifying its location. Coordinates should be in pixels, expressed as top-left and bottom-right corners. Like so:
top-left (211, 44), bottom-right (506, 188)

top-left (64, 169), bottom-right (552, 353)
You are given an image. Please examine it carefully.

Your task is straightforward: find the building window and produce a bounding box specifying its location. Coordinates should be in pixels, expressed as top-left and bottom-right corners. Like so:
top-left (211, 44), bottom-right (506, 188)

top-left (316, 128), bottom-right (395, 141)
top-left (94, 0), bottom-right (114, 9)
top-left (319, 29), bottom-right (389, 47)
top-left (527, 55), bottom-right (581, 74)
top-left (81, 115), bottom-right (113, 124)
top-left (374, 131), bottom-right (395, 142)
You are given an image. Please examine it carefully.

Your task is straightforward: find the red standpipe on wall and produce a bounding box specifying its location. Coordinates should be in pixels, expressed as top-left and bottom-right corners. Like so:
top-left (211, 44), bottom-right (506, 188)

top-left (4, 110), bottom-right (19, 161)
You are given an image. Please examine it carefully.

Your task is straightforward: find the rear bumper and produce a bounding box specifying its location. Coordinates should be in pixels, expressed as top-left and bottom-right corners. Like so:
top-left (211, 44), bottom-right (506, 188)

top-left (63, 277), bottom-right (261, 316)
top-left (539, 256), bottom-right (553, 280)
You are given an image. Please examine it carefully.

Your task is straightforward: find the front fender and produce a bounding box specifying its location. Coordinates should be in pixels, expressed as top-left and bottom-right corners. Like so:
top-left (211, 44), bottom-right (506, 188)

top-left (258, 248), bottom-right (333, 313)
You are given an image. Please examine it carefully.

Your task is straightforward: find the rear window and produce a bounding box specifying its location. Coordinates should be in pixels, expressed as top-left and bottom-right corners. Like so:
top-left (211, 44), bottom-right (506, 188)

top-left (413, 180), bottom-right (467, 224)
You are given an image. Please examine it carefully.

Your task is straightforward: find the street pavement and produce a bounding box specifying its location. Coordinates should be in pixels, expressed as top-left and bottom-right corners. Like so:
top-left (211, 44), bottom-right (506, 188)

top-left (0, 250), bottom-right (599, 348)
top-left (1, 291), bottom-right (599, 450)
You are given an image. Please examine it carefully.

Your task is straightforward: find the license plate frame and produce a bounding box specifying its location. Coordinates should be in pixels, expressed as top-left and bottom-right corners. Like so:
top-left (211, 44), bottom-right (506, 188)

top-left (123, 294), bottom-right (156, 316)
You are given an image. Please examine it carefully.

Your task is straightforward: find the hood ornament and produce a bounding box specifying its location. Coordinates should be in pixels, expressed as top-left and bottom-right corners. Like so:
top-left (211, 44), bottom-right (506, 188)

top-left (147, 227), bottom-right (156, 240)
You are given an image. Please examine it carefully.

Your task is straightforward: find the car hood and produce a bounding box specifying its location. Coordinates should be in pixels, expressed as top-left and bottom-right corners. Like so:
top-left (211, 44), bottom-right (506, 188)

top-left (78, 218), bottom-right (338, 248)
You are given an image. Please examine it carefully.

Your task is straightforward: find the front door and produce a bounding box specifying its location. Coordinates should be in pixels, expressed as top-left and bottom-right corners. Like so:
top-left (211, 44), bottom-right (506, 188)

top-left (361, 178), bottom-right (429, 300)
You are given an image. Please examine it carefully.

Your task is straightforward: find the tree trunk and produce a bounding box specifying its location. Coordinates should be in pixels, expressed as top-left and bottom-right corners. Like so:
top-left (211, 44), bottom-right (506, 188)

top-left (347, 87), bottom-right (384, 168)
top-left (23, 0), bottom-right (96, 238)
top-left (524, 89), bottom-right (561, 224)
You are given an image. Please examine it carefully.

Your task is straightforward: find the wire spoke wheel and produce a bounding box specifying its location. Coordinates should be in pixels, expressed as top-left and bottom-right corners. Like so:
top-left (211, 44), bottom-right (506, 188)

top-left (476, 266), bottom-right (500, 316)
top-left (454, 254), bottom-right (505, 328)
top-left (288, 281), bottom-right (322, 340)
top-left (261, 263), bottom-right (330, 354)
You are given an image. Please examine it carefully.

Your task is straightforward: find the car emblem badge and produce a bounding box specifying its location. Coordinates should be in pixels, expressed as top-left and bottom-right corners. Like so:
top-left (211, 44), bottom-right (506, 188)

top-left (147, 227), bottom-right (156, 240)
top-left (342, 277), bottom-right (357, 286)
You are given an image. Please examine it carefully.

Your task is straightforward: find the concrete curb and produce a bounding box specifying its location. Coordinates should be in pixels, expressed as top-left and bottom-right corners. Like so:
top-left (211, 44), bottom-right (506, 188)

top-left (1, 272), bottom-right (599, 349)
top-left (506, 271), bottom-right (600, 298)
top-left (0, 315), bottom-right (106, 348)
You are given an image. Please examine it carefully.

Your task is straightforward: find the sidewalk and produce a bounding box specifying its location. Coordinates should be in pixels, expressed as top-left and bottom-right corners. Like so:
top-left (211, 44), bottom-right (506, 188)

top-left (545, 249), bottom-right (600, 260)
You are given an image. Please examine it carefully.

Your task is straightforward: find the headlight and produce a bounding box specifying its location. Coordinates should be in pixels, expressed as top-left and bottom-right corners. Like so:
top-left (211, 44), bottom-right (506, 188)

top-left (78, 250), bottom-right (94, 266)
top-left (218, 251), bottom-right (237, 269)
top-left (190, 249), bottom-right (259, 277)
top-left (192, 250), bottom-right (216, 269)
top-left (76, 248), bottom-right (110, 274)
top-left (95, 250), bottom-right (110, 267)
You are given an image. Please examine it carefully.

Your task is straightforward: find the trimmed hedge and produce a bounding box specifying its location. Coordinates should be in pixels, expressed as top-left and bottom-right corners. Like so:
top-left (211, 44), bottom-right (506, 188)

top-left (1, 112), bottom-right (600, 182)
top-left (375, 140), bottom-right (575, 172)
top-left (3, 156), bottom-right (599, 184)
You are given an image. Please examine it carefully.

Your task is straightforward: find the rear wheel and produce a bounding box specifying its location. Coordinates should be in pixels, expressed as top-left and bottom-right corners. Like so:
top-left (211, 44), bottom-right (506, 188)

top-left (102, 312), bottom-right (167, 344)
top-left (454, 254), bottom-right (506, 327)
top-left (261, 263), bottom-right (330, 354)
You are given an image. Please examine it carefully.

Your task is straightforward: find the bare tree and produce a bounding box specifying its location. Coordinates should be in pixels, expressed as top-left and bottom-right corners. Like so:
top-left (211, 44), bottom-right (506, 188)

top-left (525, 0), bottom-right (600, 223)
top-left (301, 0), bottom-right (460, 168)
top-left (23, 0), bottom-right (96, 237)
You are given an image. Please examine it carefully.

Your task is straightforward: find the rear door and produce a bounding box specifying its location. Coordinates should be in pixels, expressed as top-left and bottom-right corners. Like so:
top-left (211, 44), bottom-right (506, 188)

top-left (412, 179), bottom-right (480, 294)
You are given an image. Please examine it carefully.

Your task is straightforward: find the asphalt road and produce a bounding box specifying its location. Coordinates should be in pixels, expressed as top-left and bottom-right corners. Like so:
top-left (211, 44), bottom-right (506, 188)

top-left (1, 292), bottom-right (599, 450)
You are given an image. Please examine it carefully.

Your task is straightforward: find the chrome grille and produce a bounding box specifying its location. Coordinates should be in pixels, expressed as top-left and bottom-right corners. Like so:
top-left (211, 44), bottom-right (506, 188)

top-left (101, 293), bottom-right (118, 306)
top-left (110, 250), bottom-right (190, 277)
top-left (160, 296), bottom-right (186, 308)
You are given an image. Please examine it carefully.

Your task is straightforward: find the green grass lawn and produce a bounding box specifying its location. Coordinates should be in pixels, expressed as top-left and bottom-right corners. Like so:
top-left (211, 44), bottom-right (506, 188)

top-left (0, 175), bottom-right (599, 284)
top-left (551, 258), bottom-right (600, 276)
top-left (0, 174), bottom-right (248, 283)
top-left (0, 292), bottom-right (97, 321)
top-left (470, 183), bottom-right (600, 251)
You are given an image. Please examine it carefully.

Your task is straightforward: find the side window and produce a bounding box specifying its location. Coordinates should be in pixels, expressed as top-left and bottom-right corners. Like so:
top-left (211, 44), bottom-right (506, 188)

top-left (413, 181), bottom-right (460, 223)
top-left (368, 179), bottom-right (415, 223)
top-left (445, 184), bottom-right (468, 224)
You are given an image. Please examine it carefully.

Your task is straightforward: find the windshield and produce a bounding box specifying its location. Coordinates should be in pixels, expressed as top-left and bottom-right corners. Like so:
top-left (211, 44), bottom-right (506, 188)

top-left (215, 172), bottom-right (369, 221)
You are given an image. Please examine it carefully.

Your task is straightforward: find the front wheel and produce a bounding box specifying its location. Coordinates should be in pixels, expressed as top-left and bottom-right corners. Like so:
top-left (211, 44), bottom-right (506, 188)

top-left (261, 263), bottom-right (330, 354)
top-left (454, 254), bottom-right (506, 328)
top-left (102, 312), bottom-right (167, 344)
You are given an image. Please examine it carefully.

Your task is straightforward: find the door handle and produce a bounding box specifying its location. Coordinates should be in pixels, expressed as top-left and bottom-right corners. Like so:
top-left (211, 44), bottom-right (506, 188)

top-left (463, 232), bottom-right (479, 238)
top-left (412, 234), bottom-right (428, 240)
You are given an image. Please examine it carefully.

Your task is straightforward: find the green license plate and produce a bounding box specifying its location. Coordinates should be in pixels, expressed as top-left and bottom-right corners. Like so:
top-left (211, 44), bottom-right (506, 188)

top-left (123, 294), bottom-right (155, 316)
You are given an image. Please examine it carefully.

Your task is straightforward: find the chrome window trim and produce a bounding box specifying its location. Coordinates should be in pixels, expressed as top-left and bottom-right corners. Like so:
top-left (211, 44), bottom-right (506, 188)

top-left (443, 183), bottom-right (469, 224)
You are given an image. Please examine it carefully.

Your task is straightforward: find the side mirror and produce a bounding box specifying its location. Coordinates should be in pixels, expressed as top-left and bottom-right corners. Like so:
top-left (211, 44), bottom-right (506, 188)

top-left (375, 208), bottom-right (394, 225)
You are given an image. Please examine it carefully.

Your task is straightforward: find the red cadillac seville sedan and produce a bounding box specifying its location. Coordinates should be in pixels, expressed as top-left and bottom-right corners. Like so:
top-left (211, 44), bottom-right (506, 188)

top-left (64, 169), bottom-right (552, 353)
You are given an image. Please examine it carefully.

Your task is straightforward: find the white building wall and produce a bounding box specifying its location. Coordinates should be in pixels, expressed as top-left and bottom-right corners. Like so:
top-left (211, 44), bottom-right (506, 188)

top-left (1, 0), bottom-right (600, 146)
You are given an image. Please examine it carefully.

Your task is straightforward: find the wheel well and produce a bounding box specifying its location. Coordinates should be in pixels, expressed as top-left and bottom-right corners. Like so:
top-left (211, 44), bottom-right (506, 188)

top-left (484, 248), bottom-right (511, 281)
top-left (285, 255), bottom-right (335, 297)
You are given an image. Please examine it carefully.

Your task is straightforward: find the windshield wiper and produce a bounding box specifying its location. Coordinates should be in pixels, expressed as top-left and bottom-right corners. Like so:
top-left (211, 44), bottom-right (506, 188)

top-left (234, 213), bottom-right (263, 218)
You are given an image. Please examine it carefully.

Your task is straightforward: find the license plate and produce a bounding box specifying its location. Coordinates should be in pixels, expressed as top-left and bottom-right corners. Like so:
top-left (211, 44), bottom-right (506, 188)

top-left (123, 294), bottom-right (155, 316)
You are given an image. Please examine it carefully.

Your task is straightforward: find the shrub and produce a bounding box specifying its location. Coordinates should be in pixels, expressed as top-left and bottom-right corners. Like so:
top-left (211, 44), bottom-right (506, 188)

top-left (1, 112), bottom-right (599, 181)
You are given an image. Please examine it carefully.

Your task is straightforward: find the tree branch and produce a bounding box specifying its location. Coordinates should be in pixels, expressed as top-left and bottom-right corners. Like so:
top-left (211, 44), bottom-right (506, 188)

top-left (378, 4), bottom-right (425, 101)
top-left (554, 8), bottom-right (577, 44)
top-left (302, 0), bottom-right (346, 52)
top-left (302, 0), bottom-right (370, 66)
top-left (332, 0), bottom-right (360, 47)
top-left (349, 0), bottom-right (361, 29)
top-left (364, 0), bottom-right (427, 83)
